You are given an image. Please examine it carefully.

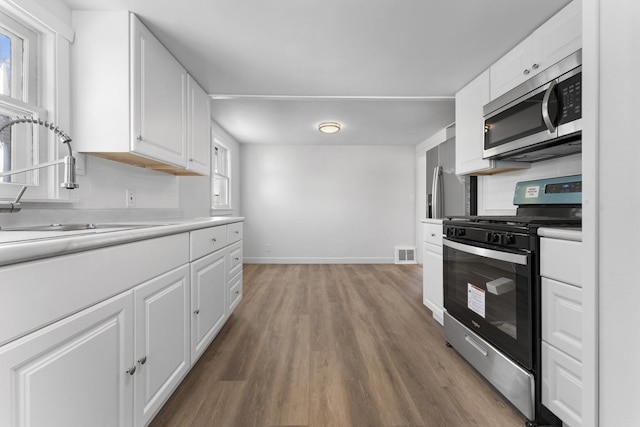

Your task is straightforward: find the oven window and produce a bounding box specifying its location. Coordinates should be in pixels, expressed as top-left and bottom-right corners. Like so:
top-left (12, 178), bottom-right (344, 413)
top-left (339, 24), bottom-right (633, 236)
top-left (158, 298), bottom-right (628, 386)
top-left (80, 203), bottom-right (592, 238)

top-left (448, 249), bottom-right (524, 338)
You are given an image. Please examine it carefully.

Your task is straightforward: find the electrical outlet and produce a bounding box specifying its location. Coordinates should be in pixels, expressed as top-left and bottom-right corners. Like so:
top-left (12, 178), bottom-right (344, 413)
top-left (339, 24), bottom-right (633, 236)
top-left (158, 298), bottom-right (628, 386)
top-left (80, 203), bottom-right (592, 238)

top-left (265, 243), bottom-right (272, 253)
top-left (125, 189), bottom-right (136, 207)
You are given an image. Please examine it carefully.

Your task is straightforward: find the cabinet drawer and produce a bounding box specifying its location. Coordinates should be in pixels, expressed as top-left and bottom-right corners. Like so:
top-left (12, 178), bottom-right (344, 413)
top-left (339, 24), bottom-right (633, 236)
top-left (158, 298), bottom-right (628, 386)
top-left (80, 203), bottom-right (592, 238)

top-left (423, 223), bottom-right (443, 246)
top-left (227, 241), bottom-right (243, 278)
top-left (542, 342), bottom-right (583, 427)
top-left (542, 278), bottom-right (583, 361)
top-left (190, 226), bottom-right (228, 261)
top-left (227, 222), bottom-right (243, 244)
top-left (229, 272), bottom-right (242, 313)
top-left (540, 237), bottom-right (582, 287)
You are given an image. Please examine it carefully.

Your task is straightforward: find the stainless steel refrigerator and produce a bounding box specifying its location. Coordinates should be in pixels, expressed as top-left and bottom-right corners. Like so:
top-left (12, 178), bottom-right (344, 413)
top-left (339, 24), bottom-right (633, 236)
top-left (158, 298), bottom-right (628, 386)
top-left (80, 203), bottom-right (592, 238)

top-left (426, 137), bottom-right (476, 218)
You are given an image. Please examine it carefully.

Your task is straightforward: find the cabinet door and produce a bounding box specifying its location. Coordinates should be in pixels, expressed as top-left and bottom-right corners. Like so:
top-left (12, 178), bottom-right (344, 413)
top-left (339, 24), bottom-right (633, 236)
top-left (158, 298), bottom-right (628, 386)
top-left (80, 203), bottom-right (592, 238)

top-left (423, 243), bottom-right (444, 325)
top-left (455, 70), bottom-right (493, 175)
top-left (131, 14), bottom-right (188, 168)
top-left (0, 292), bottom-right (134, 427)
top-left (134, 265), bottom-right (190, 426)
top-left (490, 39), bottom-right (535, 100)
top-left (534, 0), bottom-right (582, 75)
top-left (490, 0), bottom-right (581, 100)
top-left (190, 249), bottom-right (227, 364)
top-left (187, 75), bottom-right (211, 175)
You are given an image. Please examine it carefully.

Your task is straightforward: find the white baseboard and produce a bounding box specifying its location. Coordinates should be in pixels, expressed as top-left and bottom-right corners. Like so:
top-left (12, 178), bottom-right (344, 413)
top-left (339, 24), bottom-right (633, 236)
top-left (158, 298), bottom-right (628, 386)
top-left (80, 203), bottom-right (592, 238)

top-left (423, 299), bottom-right (444, 326)
top-left (243, 256), bottom-right (395, 264)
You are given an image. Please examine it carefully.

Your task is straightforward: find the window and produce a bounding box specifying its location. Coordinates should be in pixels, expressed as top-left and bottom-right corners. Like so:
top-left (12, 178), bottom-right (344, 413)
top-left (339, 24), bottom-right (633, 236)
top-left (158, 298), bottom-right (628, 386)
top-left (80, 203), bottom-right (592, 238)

top-left (0, 3), bottom-right (73, 201)
top-left (212, 134), bottom-right (231, 211)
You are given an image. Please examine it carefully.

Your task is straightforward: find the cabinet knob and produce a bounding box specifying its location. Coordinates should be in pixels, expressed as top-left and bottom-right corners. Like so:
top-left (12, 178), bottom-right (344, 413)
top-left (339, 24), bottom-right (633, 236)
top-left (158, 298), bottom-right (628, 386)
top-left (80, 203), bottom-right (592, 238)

top-left (136, 135), bottom-right (143, 141)
top-left (234, 231), bottom-right (240, 234)
top-left (532, 63), bottom-right (539, 70)
top-left (138, 356), bottom-right (147, 365)
top-left (211, 238), bottom-right (217, 243)
top-left (523, 68), bottom-right (530, 75)
top-left (235, 290), bottom-right (240, 295)
top-left (194, 309), bottom-right (200, 315)
top-left (126, 366), bottom-right (136, 375)
top-left (430, 233), bottom-right (436, 237)
top-left (235, 257), bottom-right (240, 261)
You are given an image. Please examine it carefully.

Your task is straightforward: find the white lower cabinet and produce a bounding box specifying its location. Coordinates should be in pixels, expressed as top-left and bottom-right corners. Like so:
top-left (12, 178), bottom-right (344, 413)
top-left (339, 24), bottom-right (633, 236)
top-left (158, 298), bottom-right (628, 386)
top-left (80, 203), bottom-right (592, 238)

top-left (190, 249), bottom-right (227, 364)
top-left (0, 291), bottom-right (135, 427)
top-left (134, 265), bottom-right (190, 426)
top-left (422, 221), bottom-right (444, 325)
top-left (540, 231), bottom-right (583, 427)
top-left (0, 222), bottom-right (243, 426)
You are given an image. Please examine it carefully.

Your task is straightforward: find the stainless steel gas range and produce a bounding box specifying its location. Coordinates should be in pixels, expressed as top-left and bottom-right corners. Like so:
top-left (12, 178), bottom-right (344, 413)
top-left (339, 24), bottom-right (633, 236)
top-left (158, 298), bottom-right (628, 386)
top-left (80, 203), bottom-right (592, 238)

top-left (442, 175), bottom-right (582, 427)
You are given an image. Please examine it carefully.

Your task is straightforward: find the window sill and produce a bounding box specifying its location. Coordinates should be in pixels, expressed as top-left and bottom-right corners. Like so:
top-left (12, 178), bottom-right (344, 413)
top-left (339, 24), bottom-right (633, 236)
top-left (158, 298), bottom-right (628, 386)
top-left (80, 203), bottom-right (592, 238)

top-left (210, 208), bottom-right (234, 216)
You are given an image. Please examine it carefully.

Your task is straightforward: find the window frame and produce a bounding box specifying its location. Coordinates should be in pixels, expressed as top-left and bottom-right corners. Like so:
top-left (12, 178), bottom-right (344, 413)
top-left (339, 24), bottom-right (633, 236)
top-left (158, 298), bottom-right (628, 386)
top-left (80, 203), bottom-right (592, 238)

top-left (211, 131), bottom-right (232, 213)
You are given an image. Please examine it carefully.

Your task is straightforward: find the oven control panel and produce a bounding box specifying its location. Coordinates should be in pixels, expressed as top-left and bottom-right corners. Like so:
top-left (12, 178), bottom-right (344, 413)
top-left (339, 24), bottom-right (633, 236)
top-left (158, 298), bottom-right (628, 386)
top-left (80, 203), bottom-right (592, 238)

top-left (445, 225), bottom-right (530, 250)
top-left (514, 174), bottom-right (582, 205)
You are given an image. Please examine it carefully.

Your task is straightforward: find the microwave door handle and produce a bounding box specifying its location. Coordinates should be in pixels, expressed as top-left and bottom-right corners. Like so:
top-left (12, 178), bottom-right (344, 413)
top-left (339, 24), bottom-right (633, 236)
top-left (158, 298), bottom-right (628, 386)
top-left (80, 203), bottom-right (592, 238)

top-left (542, 80), bottom-right (558, 133)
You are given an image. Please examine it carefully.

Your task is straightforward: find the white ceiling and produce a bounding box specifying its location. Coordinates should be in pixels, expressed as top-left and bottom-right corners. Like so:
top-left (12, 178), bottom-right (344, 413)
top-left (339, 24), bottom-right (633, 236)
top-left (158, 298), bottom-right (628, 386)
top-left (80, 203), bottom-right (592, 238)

top-left (60, 0), bottom-right (571, 145)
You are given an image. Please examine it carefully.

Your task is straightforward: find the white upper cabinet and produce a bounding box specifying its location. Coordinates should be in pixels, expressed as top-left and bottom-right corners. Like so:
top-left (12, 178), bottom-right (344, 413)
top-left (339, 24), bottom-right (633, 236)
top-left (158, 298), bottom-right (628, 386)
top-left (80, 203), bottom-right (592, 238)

top-left (455, 70), bottom-right (525, 175)
top-left (71, 11), bottom-right (209, 176)
top-left (130, 15), bottom-right (188, 169)
top-left (186, 76), bottom-right (211, 176)
top-left (490, 0), bottom-right (582, 100)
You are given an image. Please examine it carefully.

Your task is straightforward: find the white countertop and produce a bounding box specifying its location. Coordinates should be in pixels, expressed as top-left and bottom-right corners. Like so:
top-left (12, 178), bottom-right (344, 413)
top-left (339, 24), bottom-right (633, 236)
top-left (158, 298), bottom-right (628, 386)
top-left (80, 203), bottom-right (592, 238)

top-left (537, 227), bottom-right (582, 242)
top-left (0, 216), bottom-right (244, 267)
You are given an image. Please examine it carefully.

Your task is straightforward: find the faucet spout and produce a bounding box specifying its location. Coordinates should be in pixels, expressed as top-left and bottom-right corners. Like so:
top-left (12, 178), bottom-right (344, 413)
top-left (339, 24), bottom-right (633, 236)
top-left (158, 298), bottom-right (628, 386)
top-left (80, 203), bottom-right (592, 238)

top-left (0, 117), bottom-right (79, 212)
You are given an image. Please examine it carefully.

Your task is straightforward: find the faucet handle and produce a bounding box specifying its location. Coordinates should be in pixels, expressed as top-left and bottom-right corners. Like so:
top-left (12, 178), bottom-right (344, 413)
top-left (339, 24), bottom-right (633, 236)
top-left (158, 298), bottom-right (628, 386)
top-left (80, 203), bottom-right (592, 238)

top-left (13, 186), bottom-right (27, 204)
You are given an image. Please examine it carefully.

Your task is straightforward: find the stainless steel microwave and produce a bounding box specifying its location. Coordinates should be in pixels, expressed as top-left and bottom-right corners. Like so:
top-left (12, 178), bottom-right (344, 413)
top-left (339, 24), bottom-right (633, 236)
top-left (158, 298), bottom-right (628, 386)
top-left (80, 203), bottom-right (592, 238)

top-left (483, 50), bottom-right (582, 162)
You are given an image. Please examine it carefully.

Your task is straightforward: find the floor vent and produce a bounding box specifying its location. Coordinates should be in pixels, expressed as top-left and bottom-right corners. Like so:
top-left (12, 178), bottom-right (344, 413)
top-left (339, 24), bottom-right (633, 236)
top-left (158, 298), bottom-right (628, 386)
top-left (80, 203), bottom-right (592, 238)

top-left (395, 246), bottom-right (416, 264)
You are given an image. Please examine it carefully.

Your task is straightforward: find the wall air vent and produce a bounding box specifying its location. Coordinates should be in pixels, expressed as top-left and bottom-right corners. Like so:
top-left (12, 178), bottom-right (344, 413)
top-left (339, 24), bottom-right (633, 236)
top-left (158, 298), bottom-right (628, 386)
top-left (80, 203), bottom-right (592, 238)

top-left (394, 246), bottom-right (416, 264)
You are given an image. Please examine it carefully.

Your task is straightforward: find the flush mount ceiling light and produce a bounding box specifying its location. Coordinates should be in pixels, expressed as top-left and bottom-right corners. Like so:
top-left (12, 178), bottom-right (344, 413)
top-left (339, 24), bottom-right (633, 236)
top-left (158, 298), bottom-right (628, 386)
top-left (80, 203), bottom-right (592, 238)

top-left (318, 122), bottom-right (341, 134)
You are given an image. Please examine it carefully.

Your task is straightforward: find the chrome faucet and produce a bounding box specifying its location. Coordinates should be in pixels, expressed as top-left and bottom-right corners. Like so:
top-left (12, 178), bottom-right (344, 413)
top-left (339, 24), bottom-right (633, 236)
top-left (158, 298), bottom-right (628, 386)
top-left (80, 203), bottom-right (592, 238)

top-left (0, 117), bottom-right (79, 213)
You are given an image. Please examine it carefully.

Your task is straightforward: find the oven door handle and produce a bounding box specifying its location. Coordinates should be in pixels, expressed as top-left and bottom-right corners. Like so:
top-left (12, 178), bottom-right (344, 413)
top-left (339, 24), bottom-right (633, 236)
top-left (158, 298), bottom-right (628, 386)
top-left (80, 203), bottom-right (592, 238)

top-left (443, 239), bottom-right (528, 265)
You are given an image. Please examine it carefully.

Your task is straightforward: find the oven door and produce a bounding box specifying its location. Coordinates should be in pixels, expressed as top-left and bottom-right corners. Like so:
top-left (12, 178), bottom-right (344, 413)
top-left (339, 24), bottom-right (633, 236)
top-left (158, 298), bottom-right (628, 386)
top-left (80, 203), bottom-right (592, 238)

top-left (443, 238), bottom-right (533, 370)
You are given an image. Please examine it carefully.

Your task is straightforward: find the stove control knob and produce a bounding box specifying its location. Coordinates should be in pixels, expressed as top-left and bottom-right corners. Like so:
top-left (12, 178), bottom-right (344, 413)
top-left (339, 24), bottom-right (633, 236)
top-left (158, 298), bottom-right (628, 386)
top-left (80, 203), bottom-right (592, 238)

top-left (446, 227), bottom-right (453, 237)
top-left (454, 228), bottom-right (466, 237)
top-left (485, 232), bottom-right (493, 242)
top-left (492, 233), bottom-right (501, 243)
top-left (501, 234), bottom-right (516, 245)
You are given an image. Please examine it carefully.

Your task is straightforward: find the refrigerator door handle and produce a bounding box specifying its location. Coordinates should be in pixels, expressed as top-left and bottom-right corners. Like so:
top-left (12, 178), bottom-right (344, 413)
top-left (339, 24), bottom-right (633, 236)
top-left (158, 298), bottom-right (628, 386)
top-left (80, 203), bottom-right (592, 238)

top-left (431, 166), bottom-right (443, 219)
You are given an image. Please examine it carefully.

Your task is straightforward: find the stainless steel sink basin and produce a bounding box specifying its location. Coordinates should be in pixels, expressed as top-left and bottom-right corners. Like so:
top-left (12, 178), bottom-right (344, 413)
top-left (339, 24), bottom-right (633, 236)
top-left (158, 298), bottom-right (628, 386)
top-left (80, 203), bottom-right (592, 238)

top-left (1, 223), bottom-right (157, 232)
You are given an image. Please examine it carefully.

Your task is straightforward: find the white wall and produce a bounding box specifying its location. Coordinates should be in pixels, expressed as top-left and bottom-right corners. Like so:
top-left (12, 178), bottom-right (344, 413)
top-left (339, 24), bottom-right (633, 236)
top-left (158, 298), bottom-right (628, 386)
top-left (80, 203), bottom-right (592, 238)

top-left (478, 153), bottom-right (582, 215)
top-left (588, 0), bottom-right (640, 424)
top-left (241, 144), bottom-right (415, 263)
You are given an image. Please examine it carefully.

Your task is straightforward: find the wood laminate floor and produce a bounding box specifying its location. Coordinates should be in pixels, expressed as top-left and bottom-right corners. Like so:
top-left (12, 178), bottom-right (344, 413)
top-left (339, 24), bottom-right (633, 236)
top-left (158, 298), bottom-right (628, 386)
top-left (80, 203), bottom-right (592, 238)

top-left (151, 264), bottom-right (525, 427)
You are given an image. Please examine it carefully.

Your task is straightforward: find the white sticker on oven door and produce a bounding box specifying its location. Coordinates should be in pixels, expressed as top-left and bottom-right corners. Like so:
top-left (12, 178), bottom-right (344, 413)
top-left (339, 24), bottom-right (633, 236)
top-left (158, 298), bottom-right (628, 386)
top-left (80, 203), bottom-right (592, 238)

top-left (468, 283), bottom-right (486, 318)
top-left (525, 186), bottom-right (540, 198)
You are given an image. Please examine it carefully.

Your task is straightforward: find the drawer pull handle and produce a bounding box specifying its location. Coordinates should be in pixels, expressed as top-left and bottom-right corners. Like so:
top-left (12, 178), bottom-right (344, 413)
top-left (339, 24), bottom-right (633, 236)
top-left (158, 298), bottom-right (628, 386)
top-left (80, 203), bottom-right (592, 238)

top-left (126, 366), bottom-right (136, 375)
top-left (211, 238), bottom-right (217, 243)
top-left (138, 356), bottom-right (147, 365)
top-left (194, 309), bottom-right (200, 315)
top-left (465, 335), bottom-right (488, 357)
